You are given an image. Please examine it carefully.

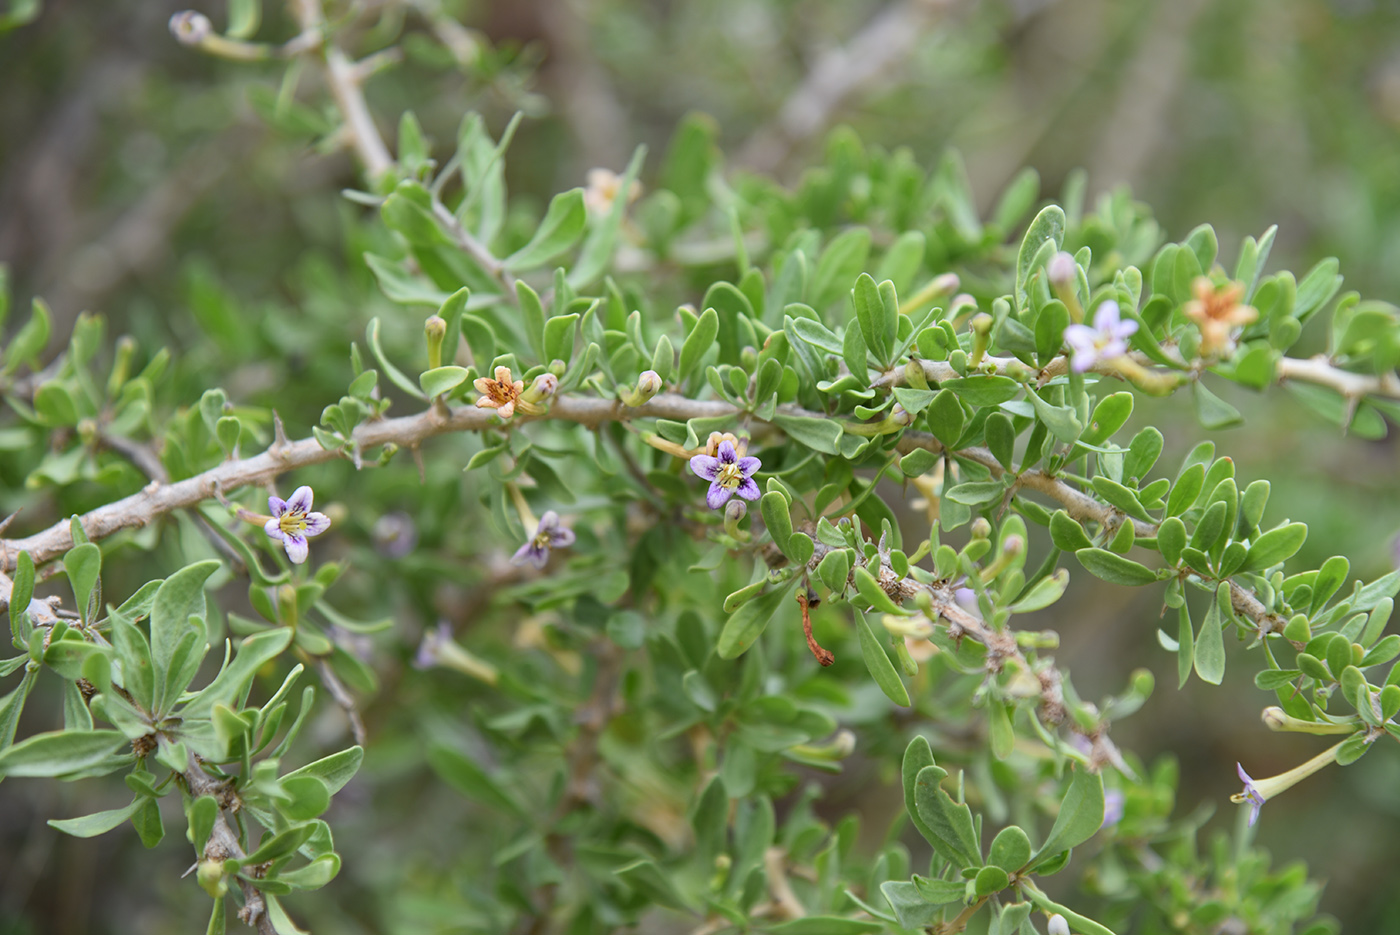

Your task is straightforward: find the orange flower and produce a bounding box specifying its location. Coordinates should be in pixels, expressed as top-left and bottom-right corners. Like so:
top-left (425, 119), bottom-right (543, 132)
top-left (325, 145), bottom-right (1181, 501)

top-left (583, 167), bottom-right (642, 216)
top-left (474, 366), bottom-right (525, 419)
top-left (1183, 277), bottom-right (1258, 358)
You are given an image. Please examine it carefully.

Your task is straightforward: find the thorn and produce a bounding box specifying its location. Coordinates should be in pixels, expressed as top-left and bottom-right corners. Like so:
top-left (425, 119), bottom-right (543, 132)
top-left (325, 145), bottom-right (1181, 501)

top-left (412, 444), bottom-right (426, 484)
top-left (272, 410), bottom-right (289, 450)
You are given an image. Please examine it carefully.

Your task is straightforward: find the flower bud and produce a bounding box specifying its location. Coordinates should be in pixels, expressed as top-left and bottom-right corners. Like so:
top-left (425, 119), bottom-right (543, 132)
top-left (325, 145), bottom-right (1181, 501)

top-left (169, 10), bottom-right (213, 44)
top-left (970, 518), bottom-right (992, 540)
top-left (1047, 912), bottom-right (1070, 935)
top-left (949, 293), bottom-right (977, 316)
top-left (620, 370), bottom-right (661, 407)
top-left (424, 315), bottom-right (447, 369)
top-left (888, 403), bottom-right (912, 427)
top-left (1048, 251), bottom-right (1077, 286)
top-left (197, 859), bottom-right (228, 898)
top-left (929, 272), bottom-right (960, 297)
top-left (1001, 534), bottom-right (1025, 557)
top-left (724, 499), bottom-right (747, 523)
top-left (548, 359), bottom-right (568, 377)
top-left (522, 372), bottom-right (559, 404)
top-left (1262, 706), bottom-right (1289, 731)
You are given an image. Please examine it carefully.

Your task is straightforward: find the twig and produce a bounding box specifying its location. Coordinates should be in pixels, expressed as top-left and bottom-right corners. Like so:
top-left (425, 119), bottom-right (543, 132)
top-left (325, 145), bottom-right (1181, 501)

top-left (315, 657), bottom-right (367, 747)
top-left (763, 847), bottom-right (807, 920)
top-left (184, 754), bottom-right (277, 935)
top-left (737, 0), bottom-right (959, 173)
top-left (796, 591), bottom-right (835, 666)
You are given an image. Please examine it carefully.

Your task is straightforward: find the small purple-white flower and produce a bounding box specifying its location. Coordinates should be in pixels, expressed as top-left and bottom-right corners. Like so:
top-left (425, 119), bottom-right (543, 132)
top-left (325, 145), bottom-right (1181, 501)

top-left (1063, 300), bottom-right (1138, 372)
top-left (689, 440), bottom-right (761, 510)
top-left (1047, 251), bottom-right (1078, 286)
top-left (1234, 762), bottom-right (1265, 826)
top-left (264, 486), bottom-right (331, 564)
top-left (1101, 788), bottom-right (1126, 830)
top-left (511, 510), bottom-right (575, 568)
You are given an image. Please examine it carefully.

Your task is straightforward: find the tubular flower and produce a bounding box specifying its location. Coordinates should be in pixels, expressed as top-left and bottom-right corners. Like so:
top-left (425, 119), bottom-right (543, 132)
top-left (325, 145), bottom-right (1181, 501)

top-left (1231, 740), bottom-right (1345, 826)
top-left (689, 440), bottom-right (761, 510)
top-left (474, 366), bottom-right (526, 419)
top-left (511, 511), bottom-right (576, 569)
top-left (1063, 300), bottom-right (1138, 372)
top-left (1183, 277), bottom-right (1257, 358)
top-left (264, 486), bottom-right (331, 564)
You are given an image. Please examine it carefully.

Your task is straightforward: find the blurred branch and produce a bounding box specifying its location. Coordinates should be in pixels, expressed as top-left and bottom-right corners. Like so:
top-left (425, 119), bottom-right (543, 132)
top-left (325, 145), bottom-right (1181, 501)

top-left (1087, 0), bottom-right (1211, 193)
top-left (184, 753), bottom-right (277, 935)
top-left (737, 0), bottom-right (962, 174)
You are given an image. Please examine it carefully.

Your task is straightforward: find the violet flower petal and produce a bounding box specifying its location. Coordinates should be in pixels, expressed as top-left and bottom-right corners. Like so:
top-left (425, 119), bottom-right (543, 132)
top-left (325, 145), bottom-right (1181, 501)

top-left (268, 496), bottom-right (288, 517)
top-left (285, 486), bottom-right (315, 514)
top-left (283, 534), bottom-right (310, 564)
top-left (264, 518), bottom-right (285, 541)
top-left (734, 476), bottom-right (762, 501)
top-left (549, 526), bottom-right (576, 548)
top-left (735, 455), bottom-right (761, 477)
top-left (303, 512), bottom-right (331, 537)
top-left (538, 511), bottom-right (560, 533)
top-left (510, 541), bottom-right (542, 567)
top-left (706, 482), bottom-right (734, 510)
top-left (689, 455), bottom-right (722, 480)
top-left (1092, 300), bottom-right (1121, 332)
top-left (716, 440), bottom-right (737, 464)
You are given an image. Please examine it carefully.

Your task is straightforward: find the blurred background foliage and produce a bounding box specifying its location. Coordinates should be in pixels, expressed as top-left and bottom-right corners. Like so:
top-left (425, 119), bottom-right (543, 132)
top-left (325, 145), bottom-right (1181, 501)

top-left (2, 0), bottom-right (1400, 932)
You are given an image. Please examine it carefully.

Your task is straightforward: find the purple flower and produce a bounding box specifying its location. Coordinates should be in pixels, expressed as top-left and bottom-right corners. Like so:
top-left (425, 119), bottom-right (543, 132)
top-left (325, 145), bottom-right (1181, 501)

top-left (511, 511), bottom-right (575, 568)
top-left (264, 486), bottom-right (331, 564)
top-left (1101, 788), bottom-right (1125, 829)
top-left (1063, 300), bottom-right (1138, 372)
top-left (1234, 762), bottom-right (1265, 826)
top-left (689, 440), bottom-right (761, 510)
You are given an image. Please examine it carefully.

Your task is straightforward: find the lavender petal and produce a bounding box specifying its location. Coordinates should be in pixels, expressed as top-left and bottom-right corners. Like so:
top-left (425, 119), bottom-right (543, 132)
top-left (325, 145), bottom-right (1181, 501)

top-left (735, 455), bottom-right (761, 477)
top-left (706, 482), bottom-right (733, 510)
top-left (283, 534), bottom-right (310, 564)
top-left (264, 518), bottom-right (285, 541)
top-left (286, 486), bottom-right (315, 514)
top-left (268, 496), bottom-right (288, 517)
top-left (689, 454), bottom-right (722, 480)
top-left (549, 526), bottom-right (576, 548)
top-left (734, 476), bottom-right (762, 501)
top-left (716, 440), bottom-right (737, 464)
top-left (304, 512), bottom-right (331, 537)
top-left (538, 511), bottom-right (560, 533)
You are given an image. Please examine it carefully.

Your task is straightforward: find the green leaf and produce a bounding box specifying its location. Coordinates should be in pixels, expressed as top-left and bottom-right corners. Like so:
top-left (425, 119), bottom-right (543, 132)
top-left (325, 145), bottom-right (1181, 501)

top-left (1049, 511), bottom-right (1093, 553)
top-left (945, 482), bottom-right (1004, 506)
top-left (1075, 548), bottom-right (1157, 586)
top-left (363, 253), bottom-right (450, 307)
top-left (63, 542), bottom-right (101, 622)
top-left (367, 317), bottom-right (428, 399)
top-left (900, 448), bottom-right (938, 477)
top-left (1193, 381), bottom-right (1243, 429)
top-left (902, 736), bottom-right (944, 851)
top-left (880, 881), bottom-right (945, 930)
top-left (1031, 768), bottom-right (1103, 864)
top-left (181, 630), bottom-right (293, 719)
top-left (1241, 522), bottom-right (1308, 573)
top-left (772, 413), bottom-right (843, 455)
top-left (760, 491), bottom-right (795, 558)
top-left (717, 579), bottom-right (799, 659)
top-left (678, 307), bottom-right (718, 382)
top-left (9, 550), bottom-right (34, 646)
top-left (151, 560), bottom-right (218, 703)
top-left (505, 189), bottom-right (586, 270)
top-left (48, 796), bottom-right (143, 838)
top-left (381, 187), bottom-right (450, 247)
top-left (0, 729), bottom-right (129, 778)
top-left (1026, 386), bottom-right (1083, 444)
top-left (544, 312), bottom-right (581, 366)
top-left (974, 865), bottom-right (1010, 897)
top-left (914, 764), bottom-right (981, 868)
top-left (853, 567), bottom-right (907, 615)
top-left (988, 825), bottom-right (1032, 873)
top-left (282, 745), bottom-right (364, 796)
top-left (941, 376), bottom-right (1021, 407)
top-left (1015, 205), bottom-right (1065, 313)
top-left (857, 612), bottom-right (909, 706)
top-left (1194, 591), bottom-right (1226, 685)
top-left (279, 776), bottom-right (331, 820)
top-left (4, 297), bottom-right (51, 375)
top-left (615, 859), bottom-right (694, 911)
top-left (927, 390), bottom-right (965, 449)
top-left (419, 366), bottom-right (470, 398)
top-left (1021, 882), bottom-right (1117, 935)
top-left (852, 273), bottom-right (891, 364)
top-left (272, 854), bottom-right (340, 891)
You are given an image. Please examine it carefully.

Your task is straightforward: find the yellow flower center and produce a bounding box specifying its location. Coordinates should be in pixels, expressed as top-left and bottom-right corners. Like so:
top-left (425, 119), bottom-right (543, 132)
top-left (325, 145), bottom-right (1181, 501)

top-left (279, 511), bottom-right (309, 536)
top-left (717, 462), bottom-right (744, 490)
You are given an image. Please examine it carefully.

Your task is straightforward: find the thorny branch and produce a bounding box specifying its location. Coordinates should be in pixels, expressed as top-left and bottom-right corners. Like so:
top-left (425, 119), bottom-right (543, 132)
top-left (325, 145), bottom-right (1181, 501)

top-left (184, 753), bottom-right (278, 935)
